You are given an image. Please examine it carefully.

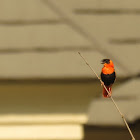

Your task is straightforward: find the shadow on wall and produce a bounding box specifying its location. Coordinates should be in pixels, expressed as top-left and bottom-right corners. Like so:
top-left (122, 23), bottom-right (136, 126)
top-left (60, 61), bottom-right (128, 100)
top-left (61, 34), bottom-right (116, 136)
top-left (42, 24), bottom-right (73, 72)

top-left (84, 121), bottom-right (140, 140)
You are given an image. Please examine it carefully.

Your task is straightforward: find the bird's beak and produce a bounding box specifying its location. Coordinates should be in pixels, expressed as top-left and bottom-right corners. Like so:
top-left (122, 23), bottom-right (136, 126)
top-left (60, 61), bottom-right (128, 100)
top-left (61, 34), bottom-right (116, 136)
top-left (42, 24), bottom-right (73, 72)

top-left (101, 60), bottom-right (105, 64)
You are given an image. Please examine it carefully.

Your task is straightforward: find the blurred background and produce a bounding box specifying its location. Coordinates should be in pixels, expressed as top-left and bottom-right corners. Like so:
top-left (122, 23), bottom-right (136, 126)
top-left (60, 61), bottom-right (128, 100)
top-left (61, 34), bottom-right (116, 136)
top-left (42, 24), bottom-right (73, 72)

top-left (0, 0), bottom-right (139, 140)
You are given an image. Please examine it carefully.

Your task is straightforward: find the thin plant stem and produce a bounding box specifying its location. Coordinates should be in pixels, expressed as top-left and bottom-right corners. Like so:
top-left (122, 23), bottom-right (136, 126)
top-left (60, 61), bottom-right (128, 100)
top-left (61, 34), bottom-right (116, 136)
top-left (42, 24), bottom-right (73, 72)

top-left (78, 52), bottom-right (135, 140)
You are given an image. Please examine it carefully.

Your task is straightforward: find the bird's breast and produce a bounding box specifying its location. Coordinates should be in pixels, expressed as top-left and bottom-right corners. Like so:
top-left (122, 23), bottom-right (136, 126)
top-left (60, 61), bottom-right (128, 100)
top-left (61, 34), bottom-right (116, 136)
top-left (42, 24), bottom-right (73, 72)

top-left (102, 67), bottom-right (114, 75)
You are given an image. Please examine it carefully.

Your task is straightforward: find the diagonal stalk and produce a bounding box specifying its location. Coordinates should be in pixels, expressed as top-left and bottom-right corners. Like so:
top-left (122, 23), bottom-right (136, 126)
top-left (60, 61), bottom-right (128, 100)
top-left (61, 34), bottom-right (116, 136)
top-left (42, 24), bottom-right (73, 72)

top-left (78, 52), bottom-right (135, 140)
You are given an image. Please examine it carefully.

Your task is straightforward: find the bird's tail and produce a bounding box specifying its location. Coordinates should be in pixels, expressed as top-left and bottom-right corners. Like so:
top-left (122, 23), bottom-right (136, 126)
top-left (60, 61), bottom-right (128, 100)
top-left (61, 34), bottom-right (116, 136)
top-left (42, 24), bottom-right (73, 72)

top-left (103, 85), bottom-right (112, 98)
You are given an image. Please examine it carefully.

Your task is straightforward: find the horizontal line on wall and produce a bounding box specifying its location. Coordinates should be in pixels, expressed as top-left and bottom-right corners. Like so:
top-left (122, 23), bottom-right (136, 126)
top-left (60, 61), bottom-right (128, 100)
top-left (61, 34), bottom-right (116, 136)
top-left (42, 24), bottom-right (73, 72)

top-left (109, 38), bottom-right (140, 44)
top-left (0, 77), bottom-right (130, 84)
top-left (0, 78), bottom-right (98, 84)
top-left (0, 46), bottom-right (95, 54)
top-left (74, 8), bottom-right (140, 15)
top-left (0, 19), bottom-right (62, 26)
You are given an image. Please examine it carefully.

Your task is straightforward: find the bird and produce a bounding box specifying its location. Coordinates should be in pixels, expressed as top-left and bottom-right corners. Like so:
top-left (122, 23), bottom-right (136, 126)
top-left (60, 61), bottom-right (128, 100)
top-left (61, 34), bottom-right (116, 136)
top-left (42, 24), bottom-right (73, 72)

top-left (101, 59), bottom-right (116, 98)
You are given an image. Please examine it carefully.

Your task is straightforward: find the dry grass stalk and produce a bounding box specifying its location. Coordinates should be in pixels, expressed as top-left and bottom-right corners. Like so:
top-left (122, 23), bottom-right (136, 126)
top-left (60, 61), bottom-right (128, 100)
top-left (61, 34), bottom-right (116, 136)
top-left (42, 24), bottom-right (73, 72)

top-left (78, 52), bottom-right (135, 140)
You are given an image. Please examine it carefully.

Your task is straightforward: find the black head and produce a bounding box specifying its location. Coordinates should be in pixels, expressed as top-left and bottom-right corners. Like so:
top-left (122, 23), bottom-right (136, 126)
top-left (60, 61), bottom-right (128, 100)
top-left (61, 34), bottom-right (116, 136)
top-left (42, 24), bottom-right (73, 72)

top-left (101, 59), bottom-right (110, 64)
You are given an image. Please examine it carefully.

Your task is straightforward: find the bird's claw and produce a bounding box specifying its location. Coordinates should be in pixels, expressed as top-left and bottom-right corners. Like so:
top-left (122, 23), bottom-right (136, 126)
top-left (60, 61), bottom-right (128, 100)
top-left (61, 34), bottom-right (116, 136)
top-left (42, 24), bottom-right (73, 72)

top-left (107, 92), bottom-right (111, 98)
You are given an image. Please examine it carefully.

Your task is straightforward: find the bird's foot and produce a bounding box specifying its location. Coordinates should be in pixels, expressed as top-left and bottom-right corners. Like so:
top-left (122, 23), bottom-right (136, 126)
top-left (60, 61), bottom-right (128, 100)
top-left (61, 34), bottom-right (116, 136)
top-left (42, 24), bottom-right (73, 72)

top-left (107, 87), bottom-right (112, 97)
top-left (107, 93), bottom-right (111, 98)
